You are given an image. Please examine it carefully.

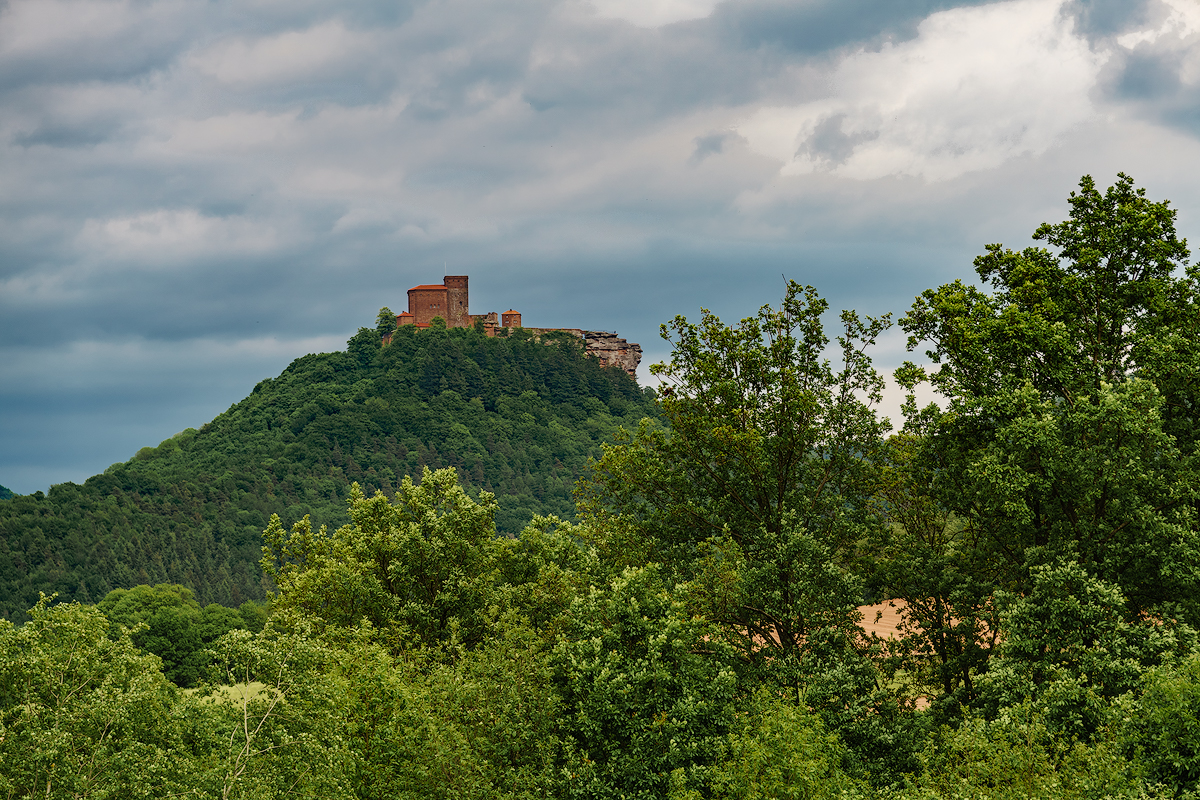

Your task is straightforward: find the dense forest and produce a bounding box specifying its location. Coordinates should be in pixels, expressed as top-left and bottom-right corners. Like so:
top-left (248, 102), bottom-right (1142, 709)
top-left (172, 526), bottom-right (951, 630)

top-left (0, 324), bottom-right (656, 622)
top-left (2, 175), bottom-right (1200, 799)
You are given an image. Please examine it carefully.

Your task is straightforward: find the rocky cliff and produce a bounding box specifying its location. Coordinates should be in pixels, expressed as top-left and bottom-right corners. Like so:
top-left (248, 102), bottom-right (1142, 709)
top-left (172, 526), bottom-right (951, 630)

top-left (523, 328), bottom-right (643, 379)
top-left (583, 331), bottom-right (642, 378)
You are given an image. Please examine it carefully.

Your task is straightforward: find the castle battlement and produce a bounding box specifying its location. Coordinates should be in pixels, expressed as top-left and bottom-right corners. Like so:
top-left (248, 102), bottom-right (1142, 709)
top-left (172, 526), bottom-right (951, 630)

top-left (395, 276), bottom-right (642, 378)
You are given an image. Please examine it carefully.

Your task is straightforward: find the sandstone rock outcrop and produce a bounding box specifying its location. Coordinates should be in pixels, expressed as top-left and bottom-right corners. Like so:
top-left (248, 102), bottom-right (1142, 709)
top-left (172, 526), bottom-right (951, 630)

top-left (583, 331), bottom-right (642, 378)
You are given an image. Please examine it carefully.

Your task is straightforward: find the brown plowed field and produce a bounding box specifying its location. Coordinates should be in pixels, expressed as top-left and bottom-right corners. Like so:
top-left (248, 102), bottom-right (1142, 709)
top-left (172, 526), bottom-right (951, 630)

top-left (859, 601), bottom-right (907, 638)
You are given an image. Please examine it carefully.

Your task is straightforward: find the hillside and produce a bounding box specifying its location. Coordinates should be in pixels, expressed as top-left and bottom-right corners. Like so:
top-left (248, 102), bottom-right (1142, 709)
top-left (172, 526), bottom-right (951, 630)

top-left (0, 322), bottom-right (656, 622)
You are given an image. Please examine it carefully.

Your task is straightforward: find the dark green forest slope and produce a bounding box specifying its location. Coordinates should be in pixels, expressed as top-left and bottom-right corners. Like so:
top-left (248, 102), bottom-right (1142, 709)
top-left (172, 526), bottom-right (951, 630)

top-left (0, 323), bottom-right (655, 623)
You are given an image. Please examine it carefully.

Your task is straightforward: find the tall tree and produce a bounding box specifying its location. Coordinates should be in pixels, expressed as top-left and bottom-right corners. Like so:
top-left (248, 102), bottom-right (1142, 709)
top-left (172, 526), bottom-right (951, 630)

top-left (262, 468), bottom-right (500, 650)
top-left (375, 307), bottom-right (397, 339)
top-left (893, 174), bottom-right (1200, 706)
top-left (580, 281), bottom-right (892, 699)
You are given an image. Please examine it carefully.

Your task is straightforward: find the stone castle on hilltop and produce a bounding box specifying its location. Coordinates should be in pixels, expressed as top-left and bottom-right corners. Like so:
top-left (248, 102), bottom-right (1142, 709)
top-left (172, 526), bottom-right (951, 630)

top-left (393, 275), bottom-right (642, 378)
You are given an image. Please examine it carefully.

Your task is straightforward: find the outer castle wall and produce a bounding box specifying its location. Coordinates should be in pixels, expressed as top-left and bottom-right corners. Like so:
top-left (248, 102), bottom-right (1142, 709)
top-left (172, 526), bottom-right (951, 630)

top-left (395, 276), bottom-right (642, 378)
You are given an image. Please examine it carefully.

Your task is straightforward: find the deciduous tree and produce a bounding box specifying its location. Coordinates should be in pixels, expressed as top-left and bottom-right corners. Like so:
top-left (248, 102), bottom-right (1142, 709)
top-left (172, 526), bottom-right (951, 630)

top-left (375, 307), bottom-right (397, 340)
top-left (580, 283), bottom-right (890, 687)
top-left (901, 174), bottom-right (1200, 614)
top-left (0, 597), bottom-right (181, 798)
top-left (262, 467), bottom-right (499, 650)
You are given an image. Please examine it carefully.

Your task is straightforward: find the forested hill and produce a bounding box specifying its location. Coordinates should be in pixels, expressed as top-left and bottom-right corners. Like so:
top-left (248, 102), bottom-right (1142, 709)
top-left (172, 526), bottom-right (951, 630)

top-left (0, 322), bottom-right (656, 623)
top-left (0, 485), bottom-right (13, 501)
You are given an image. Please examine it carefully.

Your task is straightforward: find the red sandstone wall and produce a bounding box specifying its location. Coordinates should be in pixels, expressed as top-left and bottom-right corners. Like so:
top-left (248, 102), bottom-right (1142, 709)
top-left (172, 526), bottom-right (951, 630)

top-left (445, 275), bottom-right (469, 327)
top-left (408, 285), bottom-right (449, 326)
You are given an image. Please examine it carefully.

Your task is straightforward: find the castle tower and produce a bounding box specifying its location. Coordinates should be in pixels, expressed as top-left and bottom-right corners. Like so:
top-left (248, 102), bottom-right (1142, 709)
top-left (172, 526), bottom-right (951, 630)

top-left (444, 275), bottom-right (469, 328)
top-left (502, 310), bottom-right (522, 328)
top-left (407, 284), bottom-right (449, 325)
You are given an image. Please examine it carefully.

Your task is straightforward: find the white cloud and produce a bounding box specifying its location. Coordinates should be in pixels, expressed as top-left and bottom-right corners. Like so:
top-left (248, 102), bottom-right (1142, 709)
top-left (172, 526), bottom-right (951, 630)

top-left (585, 0), bottom-right (722, 28)
top-left (79, 209), bottom-right (278, 262)
top-left (738, 0), bottom-right (1107, 181)
top-left (188, 20), bottom-right (367, 85)
top-left (5, 0), bottom-right (1200, 495)
top-left (876, 372), bottom-right (946, 429)
top-left (1117, 0), bottom-right (1200, 49)
top-left (0, 0), bottom-right (138, 58)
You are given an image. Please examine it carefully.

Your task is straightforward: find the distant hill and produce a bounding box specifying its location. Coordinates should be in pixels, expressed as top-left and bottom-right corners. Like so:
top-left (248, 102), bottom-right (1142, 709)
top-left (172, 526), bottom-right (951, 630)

top-left (0, 323), bottom-right (657, 623)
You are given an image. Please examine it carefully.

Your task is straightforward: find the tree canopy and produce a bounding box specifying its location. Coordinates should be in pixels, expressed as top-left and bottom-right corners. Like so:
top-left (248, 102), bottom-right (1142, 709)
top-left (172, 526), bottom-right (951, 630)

top-left (881, 175), bottom-right (1200, 721)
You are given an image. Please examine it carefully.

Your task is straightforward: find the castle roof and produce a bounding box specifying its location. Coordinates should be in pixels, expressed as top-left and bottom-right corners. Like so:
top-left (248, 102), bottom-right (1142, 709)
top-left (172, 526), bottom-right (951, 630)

top-left (408, 284), bottom-right (447, 292)
top-left (503, 309), bottom-right (520, 314)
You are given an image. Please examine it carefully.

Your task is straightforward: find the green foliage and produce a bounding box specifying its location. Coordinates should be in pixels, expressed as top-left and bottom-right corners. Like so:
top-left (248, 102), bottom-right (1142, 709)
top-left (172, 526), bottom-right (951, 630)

top-left (0, 484), bottom-right (14, 500)
top-left (898, 173), bottom-right (1200, 623)
top-left (8, 176), bottom-right (1200, 799)
top-left (0, 597), bottom-right (182, 799)
top-left (263, 468), bottom-right (500, 648)
top-left (331, 620), bottom-right (561, 800)
top-left (493, 514), bottom-right (598, 638)
top-left (255, 470), bottom-right (581, 798)
top-left (914, 705), bottom-right (1141, 800)
top-left (376, 307), bottom-right (398, 338)
top-left (702, 689), bottom-right (850, 800)
top-left (97, 583), bottom-right (249, 687)
top-left (870, 433), bottom-right (996, 711)
top-left (553, 565), bottom-right (739, 800)
top-left (1120, 654), bottom-right (1200, 795)
top-left (579, 283), bottom-right (913, 780)
top-left (0, 319), bottom-right (654, 623)
top-left (878, 175), bottom-right (1200, 743)
top-left (582, 282), bottom-right (887, 658)
top-left (875, 174), bottom-right (1200, 796)
top-left (238, 599), bottom-right (269, 633)
top-left (98, 582), bottom-right (200, 627)
top-left (978, 560), bottom-right (1196, 742)
top-left (0, 595), bottom-right (356, 799)
top-left (187, 623), bottom-right (354, 799)
top-left (584, 281), bottom-right (888, 568)
top-left (258, 488), bottom-right (580, 798)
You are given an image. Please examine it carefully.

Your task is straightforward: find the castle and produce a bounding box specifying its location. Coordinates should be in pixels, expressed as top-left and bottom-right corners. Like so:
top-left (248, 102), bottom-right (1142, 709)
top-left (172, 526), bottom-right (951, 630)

top-left (394, 276), bottom-right (643, 378)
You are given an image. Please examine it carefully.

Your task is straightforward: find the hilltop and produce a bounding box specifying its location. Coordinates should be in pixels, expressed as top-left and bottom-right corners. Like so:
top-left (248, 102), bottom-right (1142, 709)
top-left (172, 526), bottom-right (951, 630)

top-left (386, 273), bottom-right (644, 374)
top-left (0, 321), bottom-right (656, 623)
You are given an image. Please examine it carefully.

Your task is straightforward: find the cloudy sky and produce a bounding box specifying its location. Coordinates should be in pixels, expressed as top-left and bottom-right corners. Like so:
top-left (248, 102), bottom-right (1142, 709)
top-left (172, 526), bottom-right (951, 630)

top-left (3, 0), bottom-right (1200, 494)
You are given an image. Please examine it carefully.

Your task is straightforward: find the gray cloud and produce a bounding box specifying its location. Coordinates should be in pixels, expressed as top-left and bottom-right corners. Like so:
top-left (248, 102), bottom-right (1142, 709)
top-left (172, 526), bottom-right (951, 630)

top-left (1065, 0), bottom-right (1156, 39)
top-left (711, 0), bottom-right (999, 54)
top-left (689, 131), bottom-right (734, 163)
top-left (2, 0), bottom-right (1199, 493)
top-left (796, 114), bottom-right (879, 168)
top-left (1065, 0), bottom-right (1200, 136)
